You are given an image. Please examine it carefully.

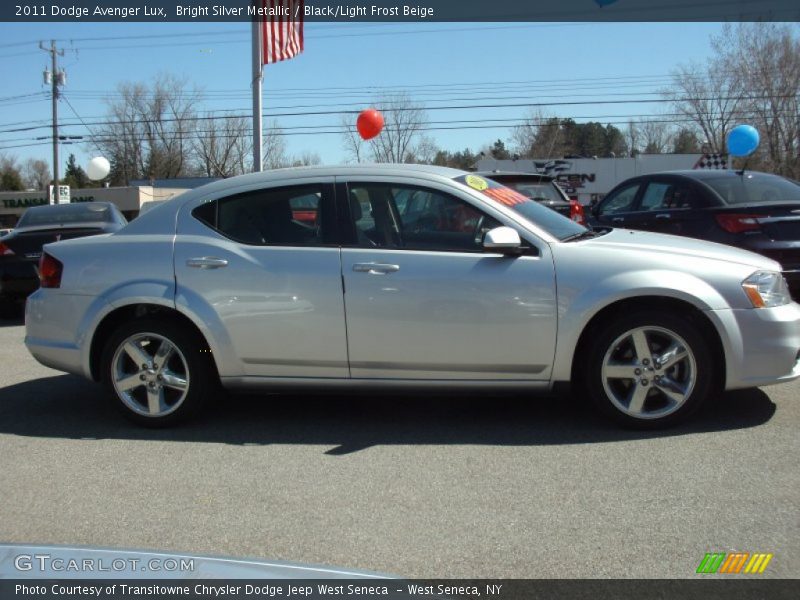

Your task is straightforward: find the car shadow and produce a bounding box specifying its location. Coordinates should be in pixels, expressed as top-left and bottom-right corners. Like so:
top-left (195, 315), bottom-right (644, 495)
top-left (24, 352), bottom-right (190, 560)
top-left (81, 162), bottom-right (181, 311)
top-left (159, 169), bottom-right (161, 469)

top-left (0, 374), bottom-right (777, 454)
top-left (0, 315), bottom-right (24, 328)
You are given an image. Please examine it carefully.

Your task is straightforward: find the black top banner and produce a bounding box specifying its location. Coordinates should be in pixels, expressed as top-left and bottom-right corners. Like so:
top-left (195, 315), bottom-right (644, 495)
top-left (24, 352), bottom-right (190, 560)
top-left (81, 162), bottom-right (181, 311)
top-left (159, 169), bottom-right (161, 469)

top-left (3, 0), bottom-right (800, 22)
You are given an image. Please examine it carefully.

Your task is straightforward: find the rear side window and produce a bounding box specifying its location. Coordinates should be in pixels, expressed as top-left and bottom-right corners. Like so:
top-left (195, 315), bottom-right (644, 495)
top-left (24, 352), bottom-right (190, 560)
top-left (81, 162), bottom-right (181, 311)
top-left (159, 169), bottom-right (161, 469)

top-left (192, 184), bottom-right (332, 246)
top-left (640, 182), bottom-right (701, 210)
top-left (703, 172), bottom-right (800, 205)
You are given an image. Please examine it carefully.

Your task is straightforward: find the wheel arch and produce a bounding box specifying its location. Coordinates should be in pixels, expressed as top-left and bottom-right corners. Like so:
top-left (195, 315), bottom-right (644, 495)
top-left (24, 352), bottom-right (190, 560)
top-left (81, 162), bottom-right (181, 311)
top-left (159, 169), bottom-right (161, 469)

top-left (89, 303), bottom-right (218, 382)
top-left (569, 296), bottom-right (726, 390)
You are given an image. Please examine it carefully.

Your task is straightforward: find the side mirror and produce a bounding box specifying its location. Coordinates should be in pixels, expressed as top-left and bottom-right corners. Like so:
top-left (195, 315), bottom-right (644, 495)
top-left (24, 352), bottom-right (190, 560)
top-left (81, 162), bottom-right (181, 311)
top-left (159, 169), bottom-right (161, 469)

top-left (483, 226), bottom-right (522, 254)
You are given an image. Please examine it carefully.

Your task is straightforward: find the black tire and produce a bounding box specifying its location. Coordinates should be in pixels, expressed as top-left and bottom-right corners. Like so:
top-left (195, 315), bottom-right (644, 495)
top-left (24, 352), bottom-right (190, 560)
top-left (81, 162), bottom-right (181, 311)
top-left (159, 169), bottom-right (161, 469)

top-left (583, 310), bottom-right (715, 429)
top-left (101, 318), bottom-right (215, 427)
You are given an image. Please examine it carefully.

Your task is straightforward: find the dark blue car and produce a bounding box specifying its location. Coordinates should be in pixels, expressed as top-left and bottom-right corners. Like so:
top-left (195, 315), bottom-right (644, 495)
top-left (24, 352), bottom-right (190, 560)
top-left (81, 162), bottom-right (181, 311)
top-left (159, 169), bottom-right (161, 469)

top-left (589, 170), bottom-right (800, 299)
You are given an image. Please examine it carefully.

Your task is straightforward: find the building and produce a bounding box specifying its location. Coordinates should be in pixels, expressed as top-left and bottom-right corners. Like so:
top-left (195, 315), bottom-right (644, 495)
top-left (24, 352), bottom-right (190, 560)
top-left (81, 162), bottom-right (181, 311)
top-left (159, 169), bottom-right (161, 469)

top-left (476, 153), bottom-right (728, 205)
top-left (0, 185), bottom-right (189, 228)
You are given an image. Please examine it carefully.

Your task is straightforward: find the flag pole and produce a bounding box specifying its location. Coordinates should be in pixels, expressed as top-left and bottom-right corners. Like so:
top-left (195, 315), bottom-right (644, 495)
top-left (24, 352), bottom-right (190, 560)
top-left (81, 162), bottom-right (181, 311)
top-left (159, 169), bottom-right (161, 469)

top-left (251, 11), bottom-right (263, 173)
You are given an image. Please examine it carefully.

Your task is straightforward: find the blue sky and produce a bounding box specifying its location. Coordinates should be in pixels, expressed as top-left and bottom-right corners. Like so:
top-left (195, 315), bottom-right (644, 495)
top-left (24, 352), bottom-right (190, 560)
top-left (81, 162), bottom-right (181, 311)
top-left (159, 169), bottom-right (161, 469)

top-left (0, 21), bottom-right (728, 171)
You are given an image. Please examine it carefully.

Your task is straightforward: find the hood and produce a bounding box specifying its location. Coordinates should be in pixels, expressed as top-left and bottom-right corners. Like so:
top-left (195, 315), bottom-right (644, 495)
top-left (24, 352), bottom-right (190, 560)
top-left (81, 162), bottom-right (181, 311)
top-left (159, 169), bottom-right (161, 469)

top-left (584, 228), bottom-right (781, 272)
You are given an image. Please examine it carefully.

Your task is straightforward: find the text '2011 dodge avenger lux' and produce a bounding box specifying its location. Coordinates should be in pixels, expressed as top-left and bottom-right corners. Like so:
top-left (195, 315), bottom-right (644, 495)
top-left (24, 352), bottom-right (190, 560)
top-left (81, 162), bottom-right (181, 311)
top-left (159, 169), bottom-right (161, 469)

top-left (24, 165), bottom-right (800, 428)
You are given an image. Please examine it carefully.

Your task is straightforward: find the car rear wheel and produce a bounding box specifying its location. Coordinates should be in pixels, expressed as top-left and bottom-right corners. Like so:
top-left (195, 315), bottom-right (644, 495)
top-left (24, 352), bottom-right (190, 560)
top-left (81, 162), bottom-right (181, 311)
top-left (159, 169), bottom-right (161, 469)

top-left (101, 319), bottom-right (213, 427)
top-left (584, 310), bottom-right (714, 428)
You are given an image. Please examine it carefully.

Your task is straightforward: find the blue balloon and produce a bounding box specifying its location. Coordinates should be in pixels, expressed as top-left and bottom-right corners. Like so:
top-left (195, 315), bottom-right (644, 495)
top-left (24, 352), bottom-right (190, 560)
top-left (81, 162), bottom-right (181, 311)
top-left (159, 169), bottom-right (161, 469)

top-left (727, 125), bottom-right (760, 157)
top-left (595, 0), bottom-right (618, 6)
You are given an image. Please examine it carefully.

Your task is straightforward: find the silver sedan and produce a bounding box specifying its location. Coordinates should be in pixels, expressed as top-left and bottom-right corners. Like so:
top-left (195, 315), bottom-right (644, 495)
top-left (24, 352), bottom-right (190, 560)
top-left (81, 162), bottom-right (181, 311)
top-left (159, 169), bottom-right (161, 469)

top-left (24, 165), bottom-right (800, 428)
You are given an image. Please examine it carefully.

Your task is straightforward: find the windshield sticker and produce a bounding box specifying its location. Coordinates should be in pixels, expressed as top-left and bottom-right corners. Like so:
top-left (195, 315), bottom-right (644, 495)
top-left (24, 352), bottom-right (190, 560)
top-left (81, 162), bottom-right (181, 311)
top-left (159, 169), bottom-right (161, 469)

top-left (482, 187), bottom-right (529, 207)
top-left (465, 174), bottom-right (489, 191)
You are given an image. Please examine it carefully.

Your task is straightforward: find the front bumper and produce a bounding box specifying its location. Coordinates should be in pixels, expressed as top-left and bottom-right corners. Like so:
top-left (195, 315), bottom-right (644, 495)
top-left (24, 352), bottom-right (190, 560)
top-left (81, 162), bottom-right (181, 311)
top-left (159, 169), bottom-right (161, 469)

top-left (711, 301), bottom-right (800, 390)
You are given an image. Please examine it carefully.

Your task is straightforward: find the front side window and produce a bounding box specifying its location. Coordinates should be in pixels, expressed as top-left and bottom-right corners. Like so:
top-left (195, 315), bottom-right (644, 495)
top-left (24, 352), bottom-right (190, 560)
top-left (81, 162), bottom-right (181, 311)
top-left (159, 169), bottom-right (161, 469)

top-left (192, 185), bottom-right (330, 246)
top-left (599, 183), bottom-right (641, 215)
top-left (348, 183), bottom-right (500, 252)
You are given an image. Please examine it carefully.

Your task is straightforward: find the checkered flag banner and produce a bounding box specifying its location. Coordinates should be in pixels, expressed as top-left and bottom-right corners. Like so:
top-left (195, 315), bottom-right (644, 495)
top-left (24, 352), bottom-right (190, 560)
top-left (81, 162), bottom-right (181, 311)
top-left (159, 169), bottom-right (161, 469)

top-left (694, 153), bottom-right (728, 169)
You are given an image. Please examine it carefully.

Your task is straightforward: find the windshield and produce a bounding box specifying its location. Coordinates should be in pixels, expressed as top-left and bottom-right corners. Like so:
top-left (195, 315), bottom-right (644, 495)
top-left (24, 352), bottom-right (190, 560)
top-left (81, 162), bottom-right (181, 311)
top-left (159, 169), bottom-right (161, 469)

top-left (702, 172), bottom-right (800, 205)
top-left (16, 203), bottom-right (116, 227)
top-left (454, 174), bottom-right (586, 240)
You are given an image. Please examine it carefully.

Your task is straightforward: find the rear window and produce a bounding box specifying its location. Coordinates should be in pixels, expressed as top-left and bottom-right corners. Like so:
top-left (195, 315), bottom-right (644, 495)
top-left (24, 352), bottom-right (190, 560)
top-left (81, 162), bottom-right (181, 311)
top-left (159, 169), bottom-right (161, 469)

top-left (454, 174), bottom-right (586, 241)
top-left (491, 179), bottom-right (567, 204)
top-left (17, 203), bottom-right (116, 227)
top-left (702, 172), bottom-right (800, 205)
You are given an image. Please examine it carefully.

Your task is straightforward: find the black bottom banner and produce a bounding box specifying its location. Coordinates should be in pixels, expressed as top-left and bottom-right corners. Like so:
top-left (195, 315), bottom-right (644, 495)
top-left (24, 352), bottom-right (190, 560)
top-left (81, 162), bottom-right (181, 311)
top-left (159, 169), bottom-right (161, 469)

top-left (2, 580), bottom-right (798, 600)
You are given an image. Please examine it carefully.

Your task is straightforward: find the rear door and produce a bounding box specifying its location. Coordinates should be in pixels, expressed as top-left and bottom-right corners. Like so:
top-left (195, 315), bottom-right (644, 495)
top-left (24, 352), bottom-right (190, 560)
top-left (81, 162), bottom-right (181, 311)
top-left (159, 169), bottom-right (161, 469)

top-left (636, 178), bottom-right (712, 237)
top-left (174, 179), bottom-right (349, 378)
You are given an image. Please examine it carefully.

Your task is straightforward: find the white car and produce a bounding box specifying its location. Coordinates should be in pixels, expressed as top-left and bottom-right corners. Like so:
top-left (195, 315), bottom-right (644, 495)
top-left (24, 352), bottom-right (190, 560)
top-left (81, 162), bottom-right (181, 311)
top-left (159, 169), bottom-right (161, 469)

top-left (24, 165), bottom-right (800, 428)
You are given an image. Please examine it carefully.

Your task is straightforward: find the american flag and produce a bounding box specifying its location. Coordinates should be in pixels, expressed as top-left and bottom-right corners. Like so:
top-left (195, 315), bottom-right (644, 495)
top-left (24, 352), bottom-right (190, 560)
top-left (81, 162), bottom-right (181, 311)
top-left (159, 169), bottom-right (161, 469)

top-left (260, 1), bottom-right (304, 65)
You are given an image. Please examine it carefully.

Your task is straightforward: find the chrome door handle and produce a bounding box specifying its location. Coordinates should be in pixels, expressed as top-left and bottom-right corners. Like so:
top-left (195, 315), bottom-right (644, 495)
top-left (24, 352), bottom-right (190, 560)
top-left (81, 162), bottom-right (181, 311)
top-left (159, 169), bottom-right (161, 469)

top-left (612, 217), bottom-right (624, 223)
top-left (352, 263), bottom-right (400, 274)
top-left (186, 257), bottom-right (229, 269)
top-left (655, 213), bottom-right (672, 219)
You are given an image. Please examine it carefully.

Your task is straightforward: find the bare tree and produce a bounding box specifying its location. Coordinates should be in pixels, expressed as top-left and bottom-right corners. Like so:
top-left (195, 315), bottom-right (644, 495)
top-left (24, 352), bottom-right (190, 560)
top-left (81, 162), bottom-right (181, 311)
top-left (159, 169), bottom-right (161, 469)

top-left (339, 93), bottom-right (428, 164)
top-left (718, 23), bottom-right (800, 177)
top-left (404, 135), bottom-right (439, 164)
top-left (510, 110), bottom-right (567, 158)
top-left (291, 151), bottom-right (322, 167)
top-left (624, 120), bottom-right (640, 157)
top-left (639, 119), bottom-right (671, 154)
top-left (340, 113), bottom-right (366, 163)
top-left (663, 55), bottom-right (743, 155)
top-left (22, 158), bottom-right (51, 190)
top-left (262, 120), bottom-right (289, 170)
top-left (97, 73), bottom-right (201, 184)
top-left (193, 114), bottom-right (251, 177)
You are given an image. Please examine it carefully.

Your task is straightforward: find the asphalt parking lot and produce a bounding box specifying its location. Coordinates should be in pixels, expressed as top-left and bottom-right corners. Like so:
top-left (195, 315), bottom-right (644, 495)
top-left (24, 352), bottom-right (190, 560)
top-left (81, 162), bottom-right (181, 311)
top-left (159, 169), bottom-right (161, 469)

top-left (0, 316), bottom-right (798, 579)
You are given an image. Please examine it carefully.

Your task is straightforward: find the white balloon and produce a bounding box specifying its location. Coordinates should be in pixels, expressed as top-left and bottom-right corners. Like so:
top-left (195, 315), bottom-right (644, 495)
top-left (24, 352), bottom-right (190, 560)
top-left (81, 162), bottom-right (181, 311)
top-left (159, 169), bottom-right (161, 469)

top-left (86, 156), bottom-right (111, 181)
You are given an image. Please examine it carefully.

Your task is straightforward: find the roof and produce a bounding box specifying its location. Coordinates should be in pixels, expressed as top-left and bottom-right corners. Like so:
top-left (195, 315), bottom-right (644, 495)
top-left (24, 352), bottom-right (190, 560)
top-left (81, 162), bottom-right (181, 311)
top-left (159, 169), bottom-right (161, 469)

top-left (475, 170), bottom-right (555, 181)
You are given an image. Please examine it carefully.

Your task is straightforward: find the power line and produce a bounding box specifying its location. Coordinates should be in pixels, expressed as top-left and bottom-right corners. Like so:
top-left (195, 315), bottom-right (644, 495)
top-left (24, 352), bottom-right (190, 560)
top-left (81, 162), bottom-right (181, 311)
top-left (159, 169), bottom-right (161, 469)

top-left (2, 93), bottom-right (796, 136)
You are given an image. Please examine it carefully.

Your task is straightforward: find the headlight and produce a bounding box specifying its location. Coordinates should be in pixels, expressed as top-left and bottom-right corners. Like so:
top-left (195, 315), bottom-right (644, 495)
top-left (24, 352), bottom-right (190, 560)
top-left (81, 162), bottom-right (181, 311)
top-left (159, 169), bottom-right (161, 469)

top-left (742, 271), bottom-right (791, 308)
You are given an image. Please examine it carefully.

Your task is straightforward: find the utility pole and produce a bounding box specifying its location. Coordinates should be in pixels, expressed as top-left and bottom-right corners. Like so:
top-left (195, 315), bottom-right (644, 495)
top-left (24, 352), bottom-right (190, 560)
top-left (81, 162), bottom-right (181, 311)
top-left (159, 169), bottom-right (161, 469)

top-left (40, 40), bottom-right (65, 202)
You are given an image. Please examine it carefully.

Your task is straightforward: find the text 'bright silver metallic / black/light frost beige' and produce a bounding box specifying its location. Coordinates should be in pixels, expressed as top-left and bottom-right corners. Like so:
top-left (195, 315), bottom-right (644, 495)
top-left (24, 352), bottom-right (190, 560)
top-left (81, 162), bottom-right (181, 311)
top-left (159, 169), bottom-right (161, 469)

top-left (24, 165), bottom-right (800, 428)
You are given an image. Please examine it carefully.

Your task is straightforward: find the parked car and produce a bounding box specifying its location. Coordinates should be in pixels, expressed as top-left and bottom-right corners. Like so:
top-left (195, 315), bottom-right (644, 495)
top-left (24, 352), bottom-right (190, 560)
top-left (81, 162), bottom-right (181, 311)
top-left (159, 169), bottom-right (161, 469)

top-left (24, 165), bottom-right (800, 429)
top-left (475, 171), bottom-right (586, 225)
top-left (0, 202), bottom-right (126, 315)
top-left (588, 170), bottom-right (800, 299)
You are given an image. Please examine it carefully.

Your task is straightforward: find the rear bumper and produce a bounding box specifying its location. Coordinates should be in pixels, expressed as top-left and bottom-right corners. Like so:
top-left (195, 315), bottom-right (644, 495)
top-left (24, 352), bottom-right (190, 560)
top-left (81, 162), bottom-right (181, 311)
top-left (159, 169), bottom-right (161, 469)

top-left (24, 290), bottom-right (94, 378)
top-left (0, 261), bottom-right (38, 300)
top-left (711, 302), bottom-right (800, 390)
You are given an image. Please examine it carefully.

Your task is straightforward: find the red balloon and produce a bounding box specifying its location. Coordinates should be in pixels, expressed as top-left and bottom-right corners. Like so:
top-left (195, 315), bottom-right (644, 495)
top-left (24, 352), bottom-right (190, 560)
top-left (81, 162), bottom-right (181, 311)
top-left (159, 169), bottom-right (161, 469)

top-left (357, 108), bottom-right (384, 140)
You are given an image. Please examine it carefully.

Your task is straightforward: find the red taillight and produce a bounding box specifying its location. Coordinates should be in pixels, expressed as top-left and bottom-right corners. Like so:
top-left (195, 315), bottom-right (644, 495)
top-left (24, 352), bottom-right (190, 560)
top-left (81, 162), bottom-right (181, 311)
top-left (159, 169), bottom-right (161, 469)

top-left (0, 241), bottom-right (14, 256)
top-left (716, 213), bottom-right (762, 234)
top-left (569, 199), bottom-right (586, 226)
top-left (38, 252), bottom-right (62, 288)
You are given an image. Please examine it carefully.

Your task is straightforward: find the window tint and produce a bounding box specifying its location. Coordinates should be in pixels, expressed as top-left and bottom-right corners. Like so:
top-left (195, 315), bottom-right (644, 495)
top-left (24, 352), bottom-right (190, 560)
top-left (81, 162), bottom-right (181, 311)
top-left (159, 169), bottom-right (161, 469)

top-left (17, 203), bottom-right (116, 227)
top-left (641, 182), bottom-right (700, 210)
top-left (348, 183), bottom-right (500, 252)
top-left (600, 184), bottom-right (640, 215)
top-left (702, 172), bottom-right (800, 205)
top-left (192, 185), bottom-right (327, 246)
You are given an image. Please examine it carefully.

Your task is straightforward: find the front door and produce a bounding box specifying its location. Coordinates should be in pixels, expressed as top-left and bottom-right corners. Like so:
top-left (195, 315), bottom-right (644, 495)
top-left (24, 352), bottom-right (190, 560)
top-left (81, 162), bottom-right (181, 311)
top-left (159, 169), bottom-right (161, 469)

top-left (340, 180), bottom-right (558, 381)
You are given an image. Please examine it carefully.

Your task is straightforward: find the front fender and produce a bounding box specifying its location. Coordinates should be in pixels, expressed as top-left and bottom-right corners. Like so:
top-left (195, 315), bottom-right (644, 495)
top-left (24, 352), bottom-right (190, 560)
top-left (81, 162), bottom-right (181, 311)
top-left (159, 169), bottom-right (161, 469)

top-left (551, 269), bottom-right (732, 383)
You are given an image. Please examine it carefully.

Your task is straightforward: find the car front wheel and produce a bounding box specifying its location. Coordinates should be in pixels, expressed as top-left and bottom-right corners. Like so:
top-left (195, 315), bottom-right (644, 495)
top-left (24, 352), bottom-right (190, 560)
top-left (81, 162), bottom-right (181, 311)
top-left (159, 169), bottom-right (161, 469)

top-left (102, 319), bottom-right (213, 427)
top-left (585, 310), bottom-right (715, 428)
